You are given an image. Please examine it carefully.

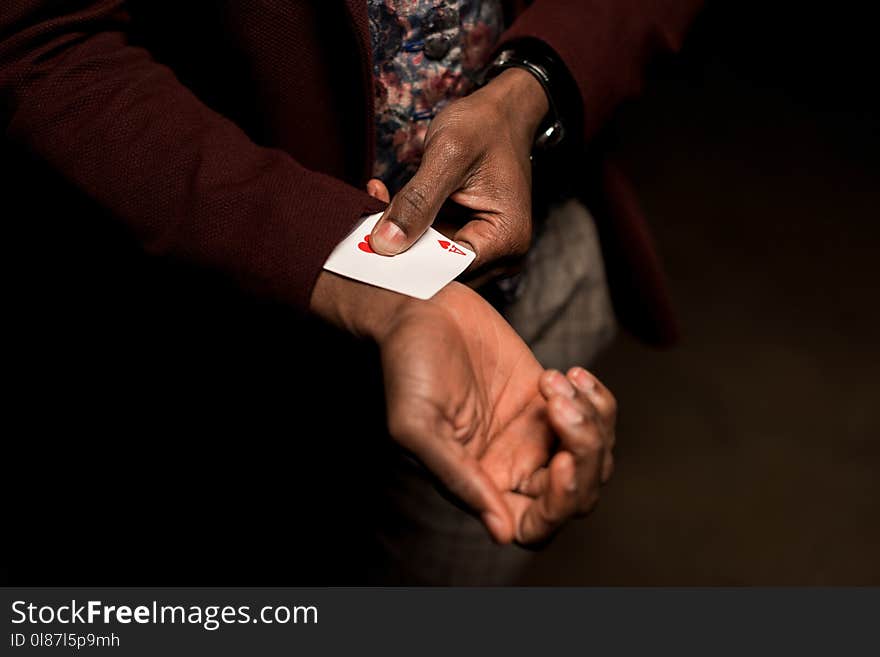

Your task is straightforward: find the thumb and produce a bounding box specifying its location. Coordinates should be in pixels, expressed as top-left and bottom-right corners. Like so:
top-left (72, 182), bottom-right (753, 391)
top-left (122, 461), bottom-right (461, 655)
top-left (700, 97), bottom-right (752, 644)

top-left (370, 157), bottom-right (465, 256)
top-left (415, 440), bottom-right (516, 544)
top-left (389, 404), bottom-right (515, 543)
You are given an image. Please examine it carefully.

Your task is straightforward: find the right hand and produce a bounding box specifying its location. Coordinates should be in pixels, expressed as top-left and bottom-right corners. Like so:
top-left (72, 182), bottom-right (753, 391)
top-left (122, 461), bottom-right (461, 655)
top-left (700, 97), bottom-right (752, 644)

top-left (366, 68), bottom-right (548, 274)
top-left (311, 271), bottom-right (616, 544)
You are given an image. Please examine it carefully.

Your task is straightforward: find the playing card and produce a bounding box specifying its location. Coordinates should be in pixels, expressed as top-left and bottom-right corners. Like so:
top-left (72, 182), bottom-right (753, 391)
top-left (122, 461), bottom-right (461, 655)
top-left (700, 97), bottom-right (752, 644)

top-left (323, 212), bottom-right (476, 300)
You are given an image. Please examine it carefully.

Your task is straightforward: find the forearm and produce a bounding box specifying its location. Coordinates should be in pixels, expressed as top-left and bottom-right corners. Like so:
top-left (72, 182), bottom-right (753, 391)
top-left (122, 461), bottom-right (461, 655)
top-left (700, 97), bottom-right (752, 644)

top-left (0, 1), bottom-right (383, 311)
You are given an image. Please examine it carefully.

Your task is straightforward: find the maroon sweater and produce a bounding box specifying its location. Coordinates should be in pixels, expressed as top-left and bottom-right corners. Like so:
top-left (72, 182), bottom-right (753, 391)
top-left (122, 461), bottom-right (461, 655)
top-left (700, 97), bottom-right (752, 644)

top-left (0, 0), bottom-right (702, 344)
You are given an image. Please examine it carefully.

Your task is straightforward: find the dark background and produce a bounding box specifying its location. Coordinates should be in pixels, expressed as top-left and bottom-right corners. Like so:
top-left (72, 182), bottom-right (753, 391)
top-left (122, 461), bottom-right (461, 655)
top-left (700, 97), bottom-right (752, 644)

top-left (4, 2), bottom-right (878, 585)
top-left (520, 2), bottom-right (880, 584)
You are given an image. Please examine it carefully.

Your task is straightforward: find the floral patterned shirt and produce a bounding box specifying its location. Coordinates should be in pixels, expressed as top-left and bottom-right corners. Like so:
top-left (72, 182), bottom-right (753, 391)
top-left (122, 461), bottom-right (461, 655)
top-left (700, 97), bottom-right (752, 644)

top-left (368, 1), bottom-right (503, 194)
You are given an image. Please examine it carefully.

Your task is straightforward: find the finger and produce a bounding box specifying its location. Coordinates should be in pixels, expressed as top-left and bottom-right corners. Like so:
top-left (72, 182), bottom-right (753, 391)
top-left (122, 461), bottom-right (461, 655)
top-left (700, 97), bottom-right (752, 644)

top-left (539, 370), bottom-right (577, 402)
top-left (546, 395), bottom-right (604, 513)
top-left (453, 214), bottom-right (531, 271)
top-left (520, 375), bottom-right (611, 496)
top-left (567, 367), bottom-right (617, 482)
top-left (515, 451), bottom-right (579, 544)
top-left (366, 178), bottom-right (391, 203)
top-left (409, 437), bottom-right (515, 544)
top-left (516, 466), bottom-right (549, 497)
top-left (542, 368), bottom-right (613, 450)
top-left (370, 141), bottom-right (470, 255)
top-left (566, 367), bottom-right (618, 426)
top-left (481, 396), bottom-right (555, 494)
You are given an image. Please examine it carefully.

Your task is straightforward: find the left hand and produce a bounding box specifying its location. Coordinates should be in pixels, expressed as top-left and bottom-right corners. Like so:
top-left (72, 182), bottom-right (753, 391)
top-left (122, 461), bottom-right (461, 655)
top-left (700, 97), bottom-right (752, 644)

top-left (367, 68), bottom-right (549, 273)
top-left (484, 367), bottom-right (617, 543)
top-left (378, 281), bottom-right (616, 545)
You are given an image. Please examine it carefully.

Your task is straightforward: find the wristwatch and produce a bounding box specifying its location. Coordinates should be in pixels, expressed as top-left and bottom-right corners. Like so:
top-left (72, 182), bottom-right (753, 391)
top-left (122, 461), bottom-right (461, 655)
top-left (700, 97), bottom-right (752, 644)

top-left (480, 38), bottom-right (583, 153)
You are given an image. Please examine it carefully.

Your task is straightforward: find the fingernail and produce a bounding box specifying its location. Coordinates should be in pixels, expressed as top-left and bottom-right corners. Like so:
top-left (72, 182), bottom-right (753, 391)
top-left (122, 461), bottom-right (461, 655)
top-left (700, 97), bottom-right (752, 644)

top-left (372, 221), bottom-right (405, 254)
top-left (549, 371), bottom-right (575, 398)
top-left (570, 367), bottom-right (597, 394)
top-left (555, 397), bottom-right (584, 424)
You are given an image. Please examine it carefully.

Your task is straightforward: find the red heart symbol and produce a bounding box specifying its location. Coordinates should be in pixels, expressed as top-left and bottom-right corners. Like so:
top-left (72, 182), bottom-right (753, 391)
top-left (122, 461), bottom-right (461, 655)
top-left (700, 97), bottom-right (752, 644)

top-left (438, 239), bottom-right (466, 255)
top-left (358, 234), bottom-right (374, 253)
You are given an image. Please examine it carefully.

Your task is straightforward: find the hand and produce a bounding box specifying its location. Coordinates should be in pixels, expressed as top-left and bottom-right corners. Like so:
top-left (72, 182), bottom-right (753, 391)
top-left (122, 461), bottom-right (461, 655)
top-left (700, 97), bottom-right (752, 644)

top-left (484, 367), bottom-right (617, 543)
top-left (380, 283), bottom-right (617, 544)
top-left (311, 272), bottom-right (616, 544)
top-left (367, 68), bottom-right (549, 272)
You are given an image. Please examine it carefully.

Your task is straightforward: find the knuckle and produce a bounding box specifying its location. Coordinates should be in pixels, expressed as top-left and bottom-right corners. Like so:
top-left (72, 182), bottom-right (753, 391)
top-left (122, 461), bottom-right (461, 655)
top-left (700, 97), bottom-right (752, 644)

top-left (396, 185), bottom-right (431, 222)
top-left (591, 384), bottom-right (618, 420)
top-left (580, 401), bottom-right (601, 423)
top-left (433, 133), bottom-right (470, 164)
top-left (572, 428), bottom-right (603, 458)
top-left (539, 502), bottom-right (565, 526)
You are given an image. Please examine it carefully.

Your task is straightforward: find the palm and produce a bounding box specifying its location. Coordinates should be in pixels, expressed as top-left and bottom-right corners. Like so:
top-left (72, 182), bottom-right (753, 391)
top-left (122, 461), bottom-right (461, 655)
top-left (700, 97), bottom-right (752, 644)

top-left (380, 282), bottom-right (554, 540)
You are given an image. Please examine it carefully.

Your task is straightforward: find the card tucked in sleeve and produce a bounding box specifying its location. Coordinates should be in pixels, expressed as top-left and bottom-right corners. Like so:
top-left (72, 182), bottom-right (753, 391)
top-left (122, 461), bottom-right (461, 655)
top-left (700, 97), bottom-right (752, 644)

top-left (323, 213), bottom-right (476, 300)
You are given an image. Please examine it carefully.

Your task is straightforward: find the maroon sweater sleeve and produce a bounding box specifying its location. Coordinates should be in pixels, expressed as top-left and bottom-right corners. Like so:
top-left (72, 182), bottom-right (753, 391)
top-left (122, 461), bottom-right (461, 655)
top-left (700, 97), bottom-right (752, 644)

top-left (0, 1), bottom-right (384, 311)
top-left (499, 0), bottom-right (704, 142)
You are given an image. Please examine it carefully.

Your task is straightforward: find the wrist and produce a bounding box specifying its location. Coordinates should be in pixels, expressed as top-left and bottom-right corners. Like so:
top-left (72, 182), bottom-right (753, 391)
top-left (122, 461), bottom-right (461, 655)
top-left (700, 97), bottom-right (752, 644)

top-left (310, 271), bottom-right (415, 342)
top-left (482, 39), bottom-right (584, 153)
top-left (482, 67), bottom-right (549, 140)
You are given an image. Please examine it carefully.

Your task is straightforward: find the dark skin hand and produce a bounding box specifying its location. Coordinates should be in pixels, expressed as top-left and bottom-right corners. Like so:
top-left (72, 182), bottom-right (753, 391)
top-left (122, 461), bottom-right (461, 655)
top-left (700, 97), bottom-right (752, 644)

top-left (368, 68), bottom-right (549, 273)
top-left (311, 271), bottom-right (616, 544)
